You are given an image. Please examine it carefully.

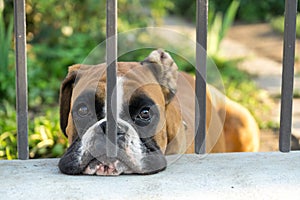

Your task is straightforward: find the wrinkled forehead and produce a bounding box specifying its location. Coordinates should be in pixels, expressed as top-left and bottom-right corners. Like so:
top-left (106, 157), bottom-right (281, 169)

top-left (71, 64), bottom-right (106, 101)
top-left (71, 62), bottom-right (164, 104)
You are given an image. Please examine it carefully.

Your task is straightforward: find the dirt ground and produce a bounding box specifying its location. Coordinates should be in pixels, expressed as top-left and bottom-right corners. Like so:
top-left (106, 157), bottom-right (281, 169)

top-left (227, 23), bottom-right (300, 72)
top-left (259, 129), bottom-right (279, 152)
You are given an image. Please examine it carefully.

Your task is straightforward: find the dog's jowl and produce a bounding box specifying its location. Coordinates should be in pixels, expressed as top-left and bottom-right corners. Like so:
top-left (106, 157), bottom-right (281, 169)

top-left (58, 49), bottom-right (260, 175)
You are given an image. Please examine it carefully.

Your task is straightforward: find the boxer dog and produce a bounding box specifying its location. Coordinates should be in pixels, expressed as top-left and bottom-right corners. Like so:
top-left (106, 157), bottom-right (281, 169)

top-left (58, 49), bottom-right (260, 175)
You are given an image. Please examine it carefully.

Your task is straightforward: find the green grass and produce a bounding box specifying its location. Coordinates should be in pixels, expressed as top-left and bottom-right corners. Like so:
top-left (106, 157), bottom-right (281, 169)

top-left (270, 14), bottom-right (300, 38)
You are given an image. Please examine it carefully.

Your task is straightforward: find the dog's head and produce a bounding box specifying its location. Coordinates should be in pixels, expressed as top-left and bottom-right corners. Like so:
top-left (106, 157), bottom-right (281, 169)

top-left (58, 49), bottom-right (180, 175)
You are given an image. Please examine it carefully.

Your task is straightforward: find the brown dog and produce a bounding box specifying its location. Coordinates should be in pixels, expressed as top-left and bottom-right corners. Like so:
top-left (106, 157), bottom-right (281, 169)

top-left (58, 49), bottom-right (260, 175)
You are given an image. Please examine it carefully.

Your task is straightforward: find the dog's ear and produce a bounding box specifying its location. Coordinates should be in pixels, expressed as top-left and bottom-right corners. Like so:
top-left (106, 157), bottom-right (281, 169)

top-left (142, 49), bottom-right (178, 103)
top-left (59, 64), bottom-right (81, 137)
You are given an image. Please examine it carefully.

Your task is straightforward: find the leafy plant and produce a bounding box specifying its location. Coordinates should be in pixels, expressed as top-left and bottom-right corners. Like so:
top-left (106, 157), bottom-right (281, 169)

top-left (236, 0), bottom-right (285, 23)
top-left (208, 0), bottom-right (239, 56)
top-left (0, 102), bottom-right (17, 159)
top-left (0, 0), bottom-right (12, 69)
top-left (28, 108), bottom-right (68, 158)
top-left (0, 104), bottom-right (68, 160)
top-left (0, 0), bottom-right (15, 104)
top-left (170, 0), bottom-right (287, 23)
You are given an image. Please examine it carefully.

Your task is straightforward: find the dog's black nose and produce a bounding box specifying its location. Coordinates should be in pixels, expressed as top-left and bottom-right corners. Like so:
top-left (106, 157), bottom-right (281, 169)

top-left (100, 121), bottom-right (107, 133)
top-left (99, 121), bottom-right (128, 136)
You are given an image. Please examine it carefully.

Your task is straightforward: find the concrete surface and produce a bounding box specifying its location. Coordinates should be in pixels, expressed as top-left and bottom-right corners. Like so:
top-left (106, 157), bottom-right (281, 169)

top-left (1, 152), bottom-right (300, 200)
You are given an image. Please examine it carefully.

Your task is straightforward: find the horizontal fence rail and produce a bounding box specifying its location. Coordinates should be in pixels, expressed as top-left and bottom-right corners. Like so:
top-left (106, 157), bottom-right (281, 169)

top-left (12, 0), bottom-right (298, 159)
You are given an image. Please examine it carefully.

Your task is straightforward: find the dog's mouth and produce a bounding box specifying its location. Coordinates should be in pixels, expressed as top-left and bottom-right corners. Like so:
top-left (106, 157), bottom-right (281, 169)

top-left (58, 140), bottom-right (167, 176)
top-left (83, 158), bottom-right (131, 176)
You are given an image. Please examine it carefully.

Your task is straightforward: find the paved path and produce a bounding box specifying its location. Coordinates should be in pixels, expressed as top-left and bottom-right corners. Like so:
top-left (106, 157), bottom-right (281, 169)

top-left (161, 17), bottom-right (300, 149)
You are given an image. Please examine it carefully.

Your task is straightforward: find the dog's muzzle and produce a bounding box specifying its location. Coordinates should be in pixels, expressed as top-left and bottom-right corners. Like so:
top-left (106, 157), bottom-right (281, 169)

top-left (58, 119), bottom-right (167, 175)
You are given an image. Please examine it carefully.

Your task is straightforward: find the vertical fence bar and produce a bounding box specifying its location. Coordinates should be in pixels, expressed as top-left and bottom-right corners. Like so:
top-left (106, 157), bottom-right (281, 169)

top-left (195, 0), bottom-right (208, 154)
top-left (14, 0), bottom-right (28, 160)
top-left (279, 0), bottom-right (298, 152)
top-left (106, 0), bottom-right (118, 157)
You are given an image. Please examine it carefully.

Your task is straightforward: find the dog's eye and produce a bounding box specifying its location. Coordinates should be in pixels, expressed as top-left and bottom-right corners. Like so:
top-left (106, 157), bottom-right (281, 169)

top-left (138, 107), bottom-right (151, 121)
top-left (78, 104), bottom-right (89, 117)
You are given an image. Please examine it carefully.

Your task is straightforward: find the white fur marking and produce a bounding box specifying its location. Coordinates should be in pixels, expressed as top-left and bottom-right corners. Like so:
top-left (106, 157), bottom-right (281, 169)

top-left (103, 77), bottom-right (124, 119)
top-left (116, 77), bottom-right (124, 119)
top-left (117, 118), bottom-right (144, 170)
top-left (81, 119), bottom-right (106, 153)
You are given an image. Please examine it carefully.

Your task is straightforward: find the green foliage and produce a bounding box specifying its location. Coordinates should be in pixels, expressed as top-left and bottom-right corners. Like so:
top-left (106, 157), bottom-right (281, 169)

top-left (271, 14), bottom-right (300, 38)
top-left (148, 0), bottom-right (174, 25)
top-left (293, 90), bottom-right (300, 99)
top-left (208, 0), bottom-right (239, 56)
top-left (27, 33), bottom-right (97, 107)
top-left (24, 0), bottom-right (174, 44)
top-left (28, 108), bottom-right (67, 158)
top-left (0, 103), bottom-right (68, 160)
top-left (0, 1), bottom-right (15, 103)
top-left (0, 102), bottom-right (17, 159)
top-left (228, 0), bottom-right (284, 22)
top-left (0, 0), bottom-right (13, 71)
top-left (168, 0), bottom-right (196, 22)
top-left (170, 0), bottom-right (287, 23)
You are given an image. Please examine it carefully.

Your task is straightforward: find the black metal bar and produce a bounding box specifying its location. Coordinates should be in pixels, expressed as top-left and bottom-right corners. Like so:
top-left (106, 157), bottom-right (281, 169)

top-left (14, 0), bottom-right (29, 159)
top-left (195, 0), bottom-right (208, 154)
top-left (279, 0), bottom-right (298, 152)
top-left (106, 0), bottom-right (118, 157)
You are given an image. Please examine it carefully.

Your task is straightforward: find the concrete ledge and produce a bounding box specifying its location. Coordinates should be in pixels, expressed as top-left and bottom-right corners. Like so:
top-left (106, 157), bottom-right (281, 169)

top-left (1, 152), bottom-right (300, 199)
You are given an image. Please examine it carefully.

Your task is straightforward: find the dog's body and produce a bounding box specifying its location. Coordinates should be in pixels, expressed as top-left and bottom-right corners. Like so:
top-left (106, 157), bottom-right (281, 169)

top-left (58, 49), bottom-right (260, 175)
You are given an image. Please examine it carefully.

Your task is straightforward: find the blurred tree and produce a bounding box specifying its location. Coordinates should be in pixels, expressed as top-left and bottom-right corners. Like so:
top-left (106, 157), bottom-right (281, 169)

top-left (1, 0), bottom-right (171, 44)
top-left (169, 0), bottom-right (291, 23)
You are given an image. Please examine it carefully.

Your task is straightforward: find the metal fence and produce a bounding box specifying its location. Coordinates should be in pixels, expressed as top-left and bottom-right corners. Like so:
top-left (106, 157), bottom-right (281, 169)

top-left (14, 0), bottom-right (297, 160)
